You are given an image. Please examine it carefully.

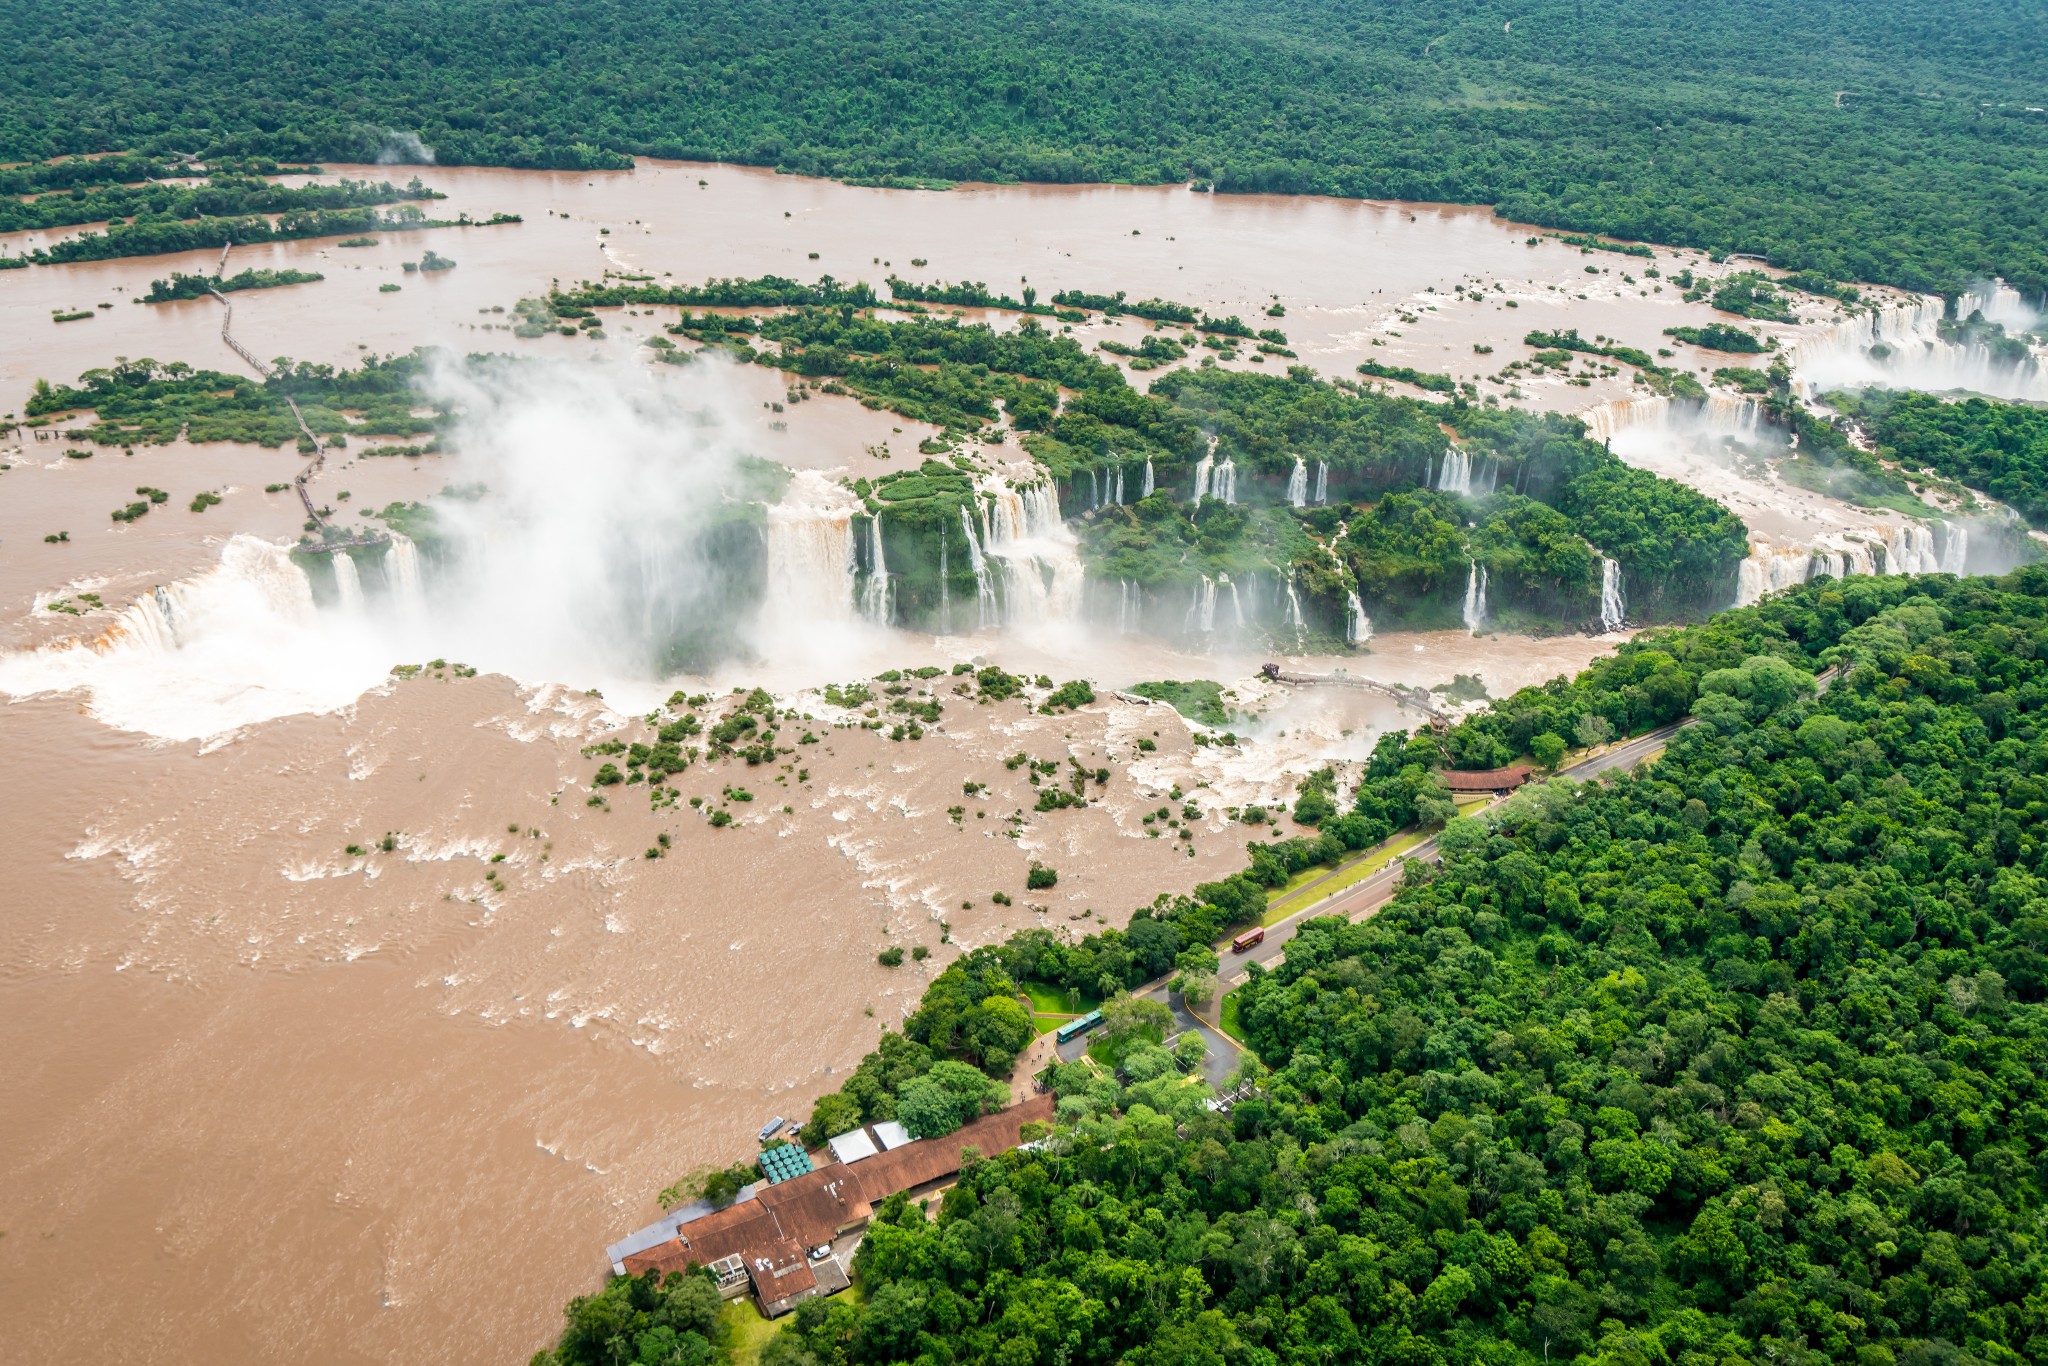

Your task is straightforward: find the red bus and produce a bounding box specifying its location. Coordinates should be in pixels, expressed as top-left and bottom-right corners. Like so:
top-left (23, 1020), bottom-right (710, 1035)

top-left (1231, 928), bottom-right (1265, 953)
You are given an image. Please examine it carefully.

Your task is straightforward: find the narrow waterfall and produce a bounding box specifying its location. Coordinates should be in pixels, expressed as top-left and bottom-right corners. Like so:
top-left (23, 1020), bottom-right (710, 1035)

top-left (1346, 590), bottom-right (1372, 645)
top-left (1088, 468), bottom-right (1100, 511)
top-left (1142, 459), bottom-right (1154, 498)
top-left (1598, 556), bottom-right (1625, 633)
top-left (858, 516), bottom-right (892, 626)
top-left (1191, 451), bottom-right (1214, 503)
top-left (1314, 461), bottom-right (1328, 505)
top-left (1941, 523), bottom-right (1968, 574)
top-left (1185, 576), bottom-right (1218, 634)
top-left (937, 524), bottom-right (951, 632)
top-left (1214, 458), bottom-right (1238, 505)
top-left (1286, 457), bottom-right (1307, 508)
top-left (763, 506), bottom-right (857, 629)
top-left (959, 505), bottom-right (998, 627)
top-left (1284, 571), bottom-right (1307, 651)
top-left (331, 552), bottom-right (365, 612)
top-left (1437, 449), bottom-right (1474, 496)
top-left (1225, 575), bottom-right (1244, 628)
top-left (1118, 579), bottom-right (1140, 634)
top-left (1462, 561), bottom-right (1488, 633)
top-left (385, 534), bottom-right (425, 610)
top-left (1113, 462), bottom-right (1125, 505)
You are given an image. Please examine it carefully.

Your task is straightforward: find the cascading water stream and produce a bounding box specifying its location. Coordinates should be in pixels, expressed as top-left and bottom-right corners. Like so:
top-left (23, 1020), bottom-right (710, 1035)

top-left (1462, 561), bottom-right (1488, 633)
top-left (1184, 576), bottom-right (1218, 635)
top-left (761, 504), bottom-right (857, 631)
top-left (1313, 461), bottom-right (1327, 505)
top-left (1436, 449), bottom-right (1473, 496)
top-left (1598, 556), bottom-right (1625, 633)
top-left (859, 516), bottom-right (893, 626)
top-left (959, 505), bottom-right (998, 627)
top-left (1191, 449), bottom-right (1214, 504)
top-left (1142, 459), bottom-right (1154, 498)
top-left (1346, 591), bottom-right (1371, 646)
top-left (385, 534), bottom-right (425, 611)
top-left (331, 553), bottom-right (365, 612)
top-left (1286, 457), bottom-right (1307, 509)
top-left (1214, 458), bottom-right (1237, 505)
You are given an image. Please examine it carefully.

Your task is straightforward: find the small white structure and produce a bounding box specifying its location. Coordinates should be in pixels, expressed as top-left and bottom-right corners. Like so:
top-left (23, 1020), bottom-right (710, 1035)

top-left (827, 1128), bottom-right (880, 1165)
top-left (872, 1121), bottom-right (914, 1151)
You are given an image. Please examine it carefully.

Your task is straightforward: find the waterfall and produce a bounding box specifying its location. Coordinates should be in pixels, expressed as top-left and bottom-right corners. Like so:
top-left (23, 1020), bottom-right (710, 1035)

top-left (1345, 590), bottom-right (1371, 646)
top-left (959, 505), bottom-right (998, 627)
top-left (1191, 450), bottom-right (1214, 503)
top-left (1185, 576), bottom-right (1218, 634)
top-left (1436, 449), bottom-right (1474, 496)
top-left (0, 535), bottom-right (379, 739)
top-left (1785, 291), bottom-right (2045, 401)
top-left (1225, 575), bottom-right (1244, 628)
top-left (1213, 458), bottom-right (1237, 505)
top-left (1286, 457), bottom-right (1307, 508)
top-left (1314, 461), bottom-right (1328, 505)
top-left (1141, 459), bottom-right (1154, 498)
top-left (1462, 561), bottom-right (1488, 633)
top-left (762, 504), bottom-right (857, 630)
top-left (1877, 523), bottom-right (1940, 576)
top-left (859, 516), bottom-right (893, 626)
top-left (938, 524), bottom-right (951, 632)
top-left (1118, 579), bottom-right (1140, 635)
top-left (1941, 523), bottom-right (1968, 574)
top-left (1088, 468), bottom-right (1100, 511)
top-left (385, 534), bottom-right (424, 610)
top-left (1284, 571), bottom-right (1306, 651)
top-left (1113, 462), bottom-right (1125, 505)
top-left (977, 481), bottom-right (1085, 624)
top-left (1735, 545), bottom-right (1815, 607)
top-left (1598, 556), bottom-right (1625, 633)
top-left (331, 552), bottom-right (365, 612)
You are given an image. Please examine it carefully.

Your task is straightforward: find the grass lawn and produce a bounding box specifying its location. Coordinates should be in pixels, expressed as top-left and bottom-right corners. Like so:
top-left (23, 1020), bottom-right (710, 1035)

top-left (721, 1299), bottom-right (784, 1366)
top-left (1218, 992), bottom-right (1248, 1046)
top-left (1023, 984), bottom-right (1098, 1016)
top-left (1024, 984), bottom-right (1100, 1035)
top-left (1261, 828), bottom-right (1429, 923)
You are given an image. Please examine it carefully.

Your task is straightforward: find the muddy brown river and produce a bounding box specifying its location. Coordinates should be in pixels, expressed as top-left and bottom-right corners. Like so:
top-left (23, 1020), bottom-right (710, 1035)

top-left (2, 156), bottom-right (1887, 1364)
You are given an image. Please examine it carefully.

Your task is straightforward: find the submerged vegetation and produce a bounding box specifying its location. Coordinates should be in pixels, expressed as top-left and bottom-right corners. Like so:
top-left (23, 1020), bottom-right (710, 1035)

top-left (544, 567), bottom-right (2048, 1366)
top-left (27, 353), bottom-right (444, 448)
top-left (141, 266), bottom-right (324, 302)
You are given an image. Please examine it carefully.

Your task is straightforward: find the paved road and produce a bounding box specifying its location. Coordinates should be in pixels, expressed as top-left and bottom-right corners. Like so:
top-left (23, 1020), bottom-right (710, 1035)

top-left (1069, 666), bottom-right (1838, 1067)
top-left (1214, 666), bottom-right (1837, 980)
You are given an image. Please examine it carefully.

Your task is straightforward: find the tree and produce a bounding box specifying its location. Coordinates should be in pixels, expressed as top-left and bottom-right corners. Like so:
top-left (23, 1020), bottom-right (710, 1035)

top-left (1529, 731), bottom-right (1566, 770)
top-left (896, 1059), bottom-right (1008, 1137)
top-left (1100, 992), bottom-right (1173, 1043)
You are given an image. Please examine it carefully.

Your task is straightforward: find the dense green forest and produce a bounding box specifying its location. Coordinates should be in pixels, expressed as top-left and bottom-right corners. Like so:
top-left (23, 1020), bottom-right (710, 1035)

top-left (1834, 390), bottom-right (2048, 531)
top-left (540, 568), bottom-right (2048, 1366)
top-left (1, 0), bottom-right (2044, 296)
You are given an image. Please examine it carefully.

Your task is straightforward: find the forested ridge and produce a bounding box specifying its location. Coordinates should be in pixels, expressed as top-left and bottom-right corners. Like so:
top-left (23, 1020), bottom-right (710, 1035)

top-left (2, 0), bottom-right (2045, 296)
top-left (542, 569), bottom-right (2048, 1366)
